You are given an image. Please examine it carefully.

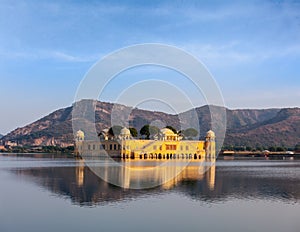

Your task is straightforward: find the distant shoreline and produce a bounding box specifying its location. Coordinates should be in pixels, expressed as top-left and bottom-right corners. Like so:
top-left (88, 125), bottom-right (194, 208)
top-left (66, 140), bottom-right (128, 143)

top-left (0, 152), bottom-right (76, 159)
top-left (1, 152), bottom-right (300, 160)
top-left (219, 150), bottom-right (300, 159)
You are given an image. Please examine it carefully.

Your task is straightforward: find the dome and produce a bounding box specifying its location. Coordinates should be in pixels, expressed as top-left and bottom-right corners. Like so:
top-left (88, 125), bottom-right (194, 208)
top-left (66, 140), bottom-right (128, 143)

top-left (101, 128), bottom-right (109, 134)
top-left (160, 128), bottom-right (175, 135)
top-left (76, 130), bottom-right (84, 140)
top-left (120, 127), bottom-right (131, 136)
top-left (206, 130), bottom-right (215, 137)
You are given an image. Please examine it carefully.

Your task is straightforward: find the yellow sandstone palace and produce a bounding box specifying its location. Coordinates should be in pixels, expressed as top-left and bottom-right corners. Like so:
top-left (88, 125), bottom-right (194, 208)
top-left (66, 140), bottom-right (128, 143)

top-left (75, 127), bottom-right (215, 160)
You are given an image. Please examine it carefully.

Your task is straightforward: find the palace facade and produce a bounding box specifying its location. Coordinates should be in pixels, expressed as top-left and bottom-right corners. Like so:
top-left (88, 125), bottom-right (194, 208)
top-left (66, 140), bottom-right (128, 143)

top-left (75, 127), bottom-right (216, 159)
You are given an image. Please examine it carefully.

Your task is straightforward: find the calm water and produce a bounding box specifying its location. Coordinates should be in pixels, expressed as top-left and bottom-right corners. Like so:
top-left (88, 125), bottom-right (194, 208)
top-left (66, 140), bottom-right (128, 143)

top-left (0, 154), bottom-right (300, 232)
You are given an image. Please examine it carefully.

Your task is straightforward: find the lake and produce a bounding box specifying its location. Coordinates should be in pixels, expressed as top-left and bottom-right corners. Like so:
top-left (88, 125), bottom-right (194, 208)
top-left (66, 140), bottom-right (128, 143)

top-left (0, 154), bottom-right (299, 232)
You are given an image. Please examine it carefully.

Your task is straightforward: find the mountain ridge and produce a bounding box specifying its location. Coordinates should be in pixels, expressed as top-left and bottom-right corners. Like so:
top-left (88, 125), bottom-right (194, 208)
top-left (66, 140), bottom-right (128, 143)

top-left (1, 100), bottom-right (299, 148)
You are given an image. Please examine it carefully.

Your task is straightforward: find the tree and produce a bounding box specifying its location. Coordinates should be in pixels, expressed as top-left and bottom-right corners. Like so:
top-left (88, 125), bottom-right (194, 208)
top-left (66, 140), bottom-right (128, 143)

top-left (181, 128), bottom-right (198, 139)
top-left (276, 146), bottom-right (286, 152)
top-left (108, 125), bottom-right (123, 137)
top-left (234, 146), bottom-right (245, 151)
top-left (140, 125), bottom-right (160, 139)
top-left (294, 143), bottom-right (300, 151)
top-left (140, 125), bottom-right (150, 139)
top-left (268, 146), bottom-right (276, 152)
top-left (246, 146), bottom-right (252, 151)
top-left (166, 125), bottom-right (177, 134)
top-left (129, 127), bottom-right (138, 137)
top-left (149, 126), bottom-right (160, 136)
top-left (256, 146), bottom-right (263, 151)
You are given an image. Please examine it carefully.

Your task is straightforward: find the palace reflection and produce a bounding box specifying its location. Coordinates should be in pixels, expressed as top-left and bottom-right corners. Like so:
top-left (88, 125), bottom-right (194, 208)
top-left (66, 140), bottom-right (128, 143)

top-left (11, 158), bottom-right (300, 206)
top-left (85, 157), bottom-right (216, 190)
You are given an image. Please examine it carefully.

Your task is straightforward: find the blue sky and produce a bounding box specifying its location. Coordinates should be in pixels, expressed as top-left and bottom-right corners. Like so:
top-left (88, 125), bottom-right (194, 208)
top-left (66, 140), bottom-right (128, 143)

top-left (0, 0), bottom-right (300, 134)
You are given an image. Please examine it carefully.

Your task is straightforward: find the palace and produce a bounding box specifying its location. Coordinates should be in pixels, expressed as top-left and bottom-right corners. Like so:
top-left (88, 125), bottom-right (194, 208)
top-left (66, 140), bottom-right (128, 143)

top-left (75, 127), bottom-right (216, 160)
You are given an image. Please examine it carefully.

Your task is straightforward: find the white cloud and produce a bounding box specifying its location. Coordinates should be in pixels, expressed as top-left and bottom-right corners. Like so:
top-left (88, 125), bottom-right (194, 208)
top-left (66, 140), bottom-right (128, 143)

top-left (177, 41), bottom-right (300, 68)
top-left (48, 51), bottom-right (99, 62)
top-left (0, 50), bottom-right (101, 63)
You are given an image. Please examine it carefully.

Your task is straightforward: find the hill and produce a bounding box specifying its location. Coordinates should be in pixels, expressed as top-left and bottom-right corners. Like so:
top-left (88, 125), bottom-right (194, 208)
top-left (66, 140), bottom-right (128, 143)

top-left (225, 108), bottom-right (300, 148)
top-left (1, 100), bottom-right (299, 148)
